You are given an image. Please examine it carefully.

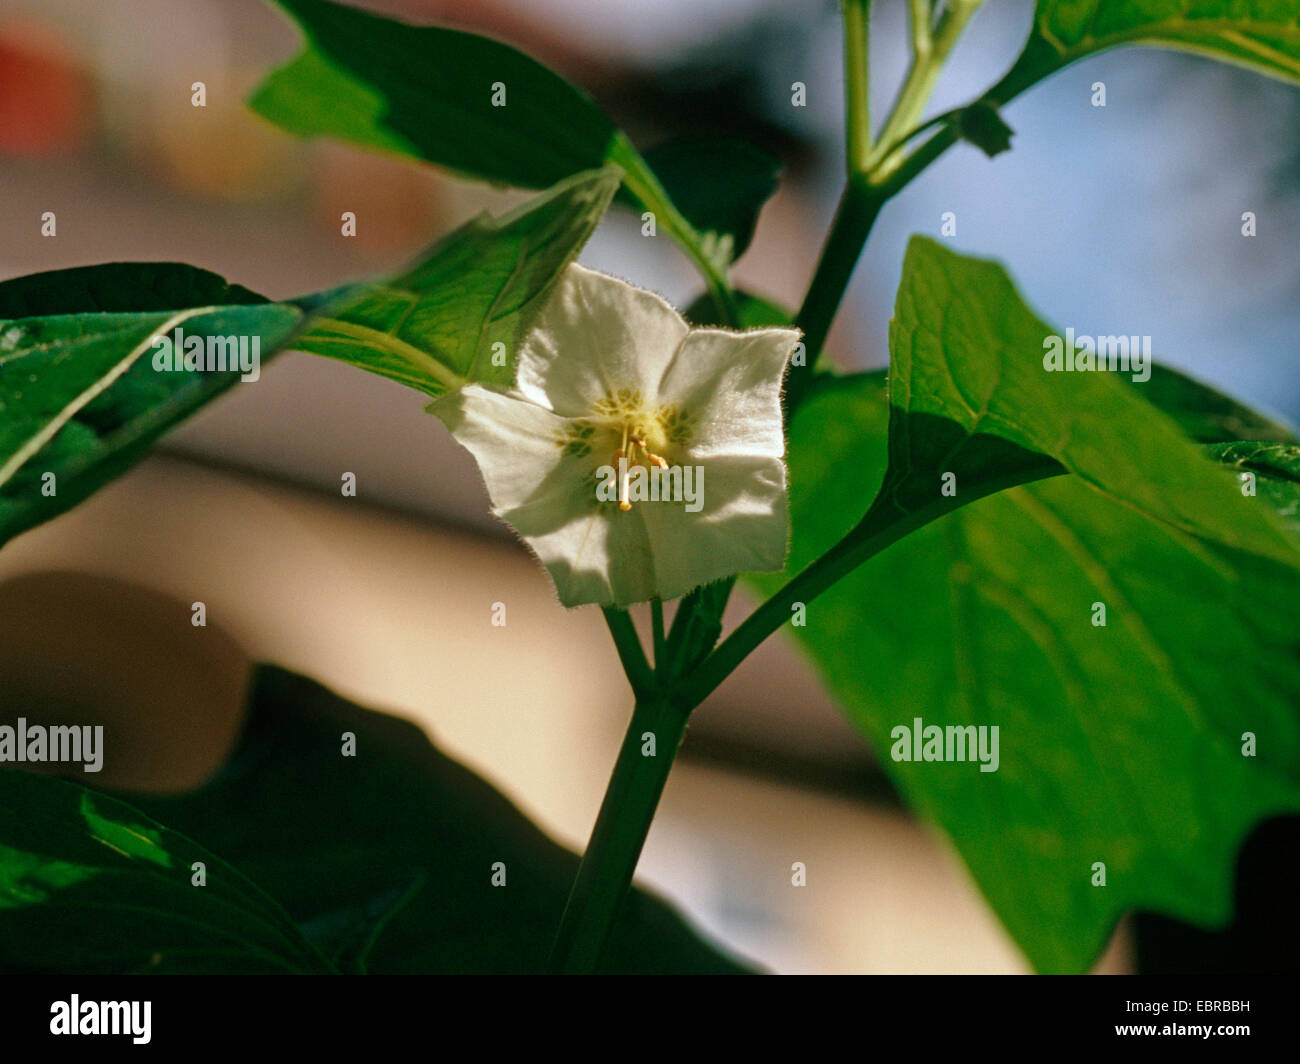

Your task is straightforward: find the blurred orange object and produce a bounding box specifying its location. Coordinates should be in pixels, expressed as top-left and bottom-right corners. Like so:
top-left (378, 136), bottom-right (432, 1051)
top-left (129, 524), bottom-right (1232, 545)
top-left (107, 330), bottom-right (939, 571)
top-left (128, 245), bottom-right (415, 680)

top-left (0, 19), bottom-right (89, 156)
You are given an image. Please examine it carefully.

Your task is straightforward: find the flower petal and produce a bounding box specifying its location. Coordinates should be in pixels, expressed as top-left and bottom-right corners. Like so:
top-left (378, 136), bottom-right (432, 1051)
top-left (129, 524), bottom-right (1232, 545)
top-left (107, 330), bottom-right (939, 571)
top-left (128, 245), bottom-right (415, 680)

top-left (514, 263), bottom-right (690, 416)
top-left (510, 506), bottom-right (659, 608)
top-left (658, 327), bottom-right (799, 459)
top-left (632, 454), bottom-right (790, 602)
top-left (431, 383), bottom-right (658, 607)
top-left (431, 384), bottom-right (581, 512)
top-left (515, 452), bottom-right (790, 608)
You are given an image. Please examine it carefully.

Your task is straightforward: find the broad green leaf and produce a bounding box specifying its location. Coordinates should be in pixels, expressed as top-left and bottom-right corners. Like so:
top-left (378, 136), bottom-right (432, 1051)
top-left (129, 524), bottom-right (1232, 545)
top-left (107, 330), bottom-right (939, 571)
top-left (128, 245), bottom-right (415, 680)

top-left (0, 277), bottom-right (302, 550)
top-left (995, 1), bottom-right (1300, 103)
top-left (0, 769), bottom-right (331, 973)
top-left (250, 0), bottom-right (727, 292)
top-left (118, 665), bottom-right (754, 975)
top-left (617, 135), bottom-right (781, 264)
top-left (251, 0), bottom-right (618, 188)
top-left (290, 167), bottom-right (620, 397)
top-left (887, 238), bottom-right (1300, 570)
top-left (750, 238), bottom-right (1300, 973)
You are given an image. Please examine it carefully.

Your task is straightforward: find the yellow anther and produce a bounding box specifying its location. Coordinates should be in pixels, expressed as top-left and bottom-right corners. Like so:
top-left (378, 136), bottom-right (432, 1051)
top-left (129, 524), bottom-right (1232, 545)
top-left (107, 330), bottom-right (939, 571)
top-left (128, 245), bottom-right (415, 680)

top-left (610, 424), bottom-right (674, 511)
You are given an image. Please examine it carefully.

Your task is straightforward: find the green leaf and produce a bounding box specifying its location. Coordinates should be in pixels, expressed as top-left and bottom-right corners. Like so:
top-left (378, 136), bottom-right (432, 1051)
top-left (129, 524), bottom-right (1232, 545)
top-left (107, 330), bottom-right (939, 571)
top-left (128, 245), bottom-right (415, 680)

top-left (118, 665), bottom-right (755, 974)
top-left (1207, 440), bottom-right (1300, 536)
top-left (251, 0), bottom-right (617, 188)
top-left (0, 274), bottom-right (302, 550)
top-left (1137, 365), bottom-right (1296, 445)
top-left (0, 262), bottom-right (265, 317)
top-left (249, 0), bottom-right (733, 312)
top-left (0, 768), bottom-right (332, 973)
top-left (953, 101), bottom-right (1015, 158)
top-left (617, 135), bottom-right (781, 263)
top-left (997, 1), bottom-right (1300, 102)
top-left (888, 238), bottom-right (1300, 570)
top-left (290, 167), bottom-right (620, 397)
top-left (0, 171), bottom-right (614, 549)
top-left (684, 289), bottom-right (792, 329)
top-left (750, 237), bottom-right (1300, 973)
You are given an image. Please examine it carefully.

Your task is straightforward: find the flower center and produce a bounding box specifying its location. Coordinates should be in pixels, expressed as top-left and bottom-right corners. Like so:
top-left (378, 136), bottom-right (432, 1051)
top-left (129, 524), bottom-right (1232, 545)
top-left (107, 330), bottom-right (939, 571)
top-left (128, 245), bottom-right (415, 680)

top-left (612, 422), bottom-right (670, 511)
top-left (554, 390), bottom-right (696, 512)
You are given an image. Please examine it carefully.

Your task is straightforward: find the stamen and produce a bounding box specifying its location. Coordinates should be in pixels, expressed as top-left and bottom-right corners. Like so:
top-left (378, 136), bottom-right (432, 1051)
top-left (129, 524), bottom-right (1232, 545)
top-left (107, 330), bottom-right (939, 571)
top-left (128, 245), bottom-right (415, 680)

top-left (618, 425), bottom-right (632, 510)
top-left (609, 424), bottom-right (673, 511)
top-left (629, 434), bottom-right (669, 469)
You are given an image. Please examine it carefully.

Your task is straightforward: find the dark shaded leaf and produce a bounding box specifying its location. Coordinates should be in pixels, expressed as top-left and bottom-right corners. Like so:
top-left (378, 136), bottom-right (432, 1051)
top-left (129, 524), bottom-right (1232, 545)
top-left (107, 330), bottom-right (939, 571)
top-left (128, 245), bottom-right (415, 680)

top-left (121, 665), bottom-right (755, 974)
top-left (618, 135), bottom-right (780, 263)
top-left (249, 0), bottom-right (728, 293)
top-left (251, 0), bottom-right (617, 188)
top-left (0, 768), bottom-right (331, 974)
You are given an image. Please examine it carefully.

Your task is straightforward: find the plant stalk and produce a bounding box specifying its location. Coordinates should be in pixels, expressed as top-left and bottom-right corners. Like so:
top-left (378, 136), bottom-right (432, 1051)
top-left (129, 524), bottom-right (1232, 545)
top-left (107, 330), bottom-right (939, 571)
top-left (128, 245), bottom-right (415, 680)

top-left (650, 598), bottom-right (666, 668)
top-left (864, 0), bottom-right (981, 181)
top-left (547, 694), bottom-right (689, 973)
top-left (557, 0), bottom-right (1008, 975)
top-left (789, 174), bottom-right (885, 406)
top-left (602, 606), bottom-right (653, 698)
top-left (843, 0), bottom-right (872, 173)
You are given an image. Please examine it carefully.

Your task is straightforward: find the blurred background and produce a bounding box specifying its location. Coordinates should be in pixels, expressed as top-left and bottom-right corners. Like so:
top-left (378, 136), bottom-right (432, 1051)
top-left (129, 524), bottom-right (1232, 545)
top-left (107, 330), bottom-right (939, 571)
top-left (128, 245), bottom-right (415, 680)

top-left (1, 0), bottom-right (1296, 972)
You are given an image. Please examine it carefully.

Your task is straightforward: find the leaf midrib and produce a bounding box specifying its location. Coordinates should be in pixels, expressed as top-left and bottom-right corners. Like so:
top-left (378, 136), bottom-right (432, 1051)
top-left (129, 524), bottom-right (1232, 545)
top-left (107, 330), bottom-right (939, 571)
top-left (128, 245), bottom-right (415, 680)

top-left (0, 306), bottom-right (214, 489)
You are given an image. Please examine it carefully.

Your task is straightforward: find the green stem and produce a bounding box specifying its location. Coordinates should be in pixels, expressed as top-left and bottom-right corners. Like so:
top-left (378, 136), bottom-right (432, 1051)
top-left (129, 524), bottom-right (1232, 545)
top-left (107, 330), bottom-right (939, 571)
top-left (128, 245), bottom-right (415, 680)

top-left (602, 606), bottom-right (653, 698)
top-left (650, 598), bottom-right (666, 670)
top-left (864, 0), bottom-right (981, 182)
top-left (909, 0), bottom-right (932, 41)
top-left (794, 0), bottom-right (981, 366)
top-left (843, 0), bottom-right (872, 173)
top-left (790, 18), bottom-right (1028, 394)
top-left (686, 240), bottom-right (741, 328)
top-left (788, 173), bottom-right (885, 407)
top-left (548, 694), bottom-right (689, 973)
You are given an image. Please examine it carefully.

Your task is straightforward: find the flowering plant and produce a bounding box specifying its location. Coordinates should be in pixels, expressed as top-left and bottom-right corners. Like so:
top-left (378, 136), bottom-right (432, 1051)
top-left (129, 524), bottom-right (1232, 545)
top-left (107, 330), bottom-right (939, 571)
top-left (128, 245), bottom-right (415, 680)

top-left (3, 0), bottom-right (1300, 977)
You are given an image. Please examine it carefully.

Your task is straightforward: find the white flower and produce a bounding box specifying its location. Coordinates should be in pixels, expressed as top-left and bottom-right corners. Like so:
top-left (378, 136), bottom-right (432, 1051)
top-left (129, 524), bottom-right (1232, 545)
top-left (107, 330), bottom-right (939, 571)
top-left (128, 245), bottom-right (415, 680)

top-left (431, 263), bottom-right (800, 608)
